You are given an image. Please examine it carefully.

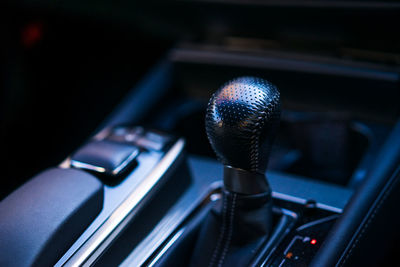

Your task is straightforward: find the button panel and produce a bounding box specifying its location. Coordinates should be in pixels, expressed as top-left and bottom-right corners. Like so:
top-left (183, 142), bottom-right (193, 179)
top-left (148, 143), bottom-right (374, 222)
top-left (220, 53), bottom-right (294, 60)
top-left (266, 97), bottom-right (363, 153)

top-left (268, 213), bottom-right (338, 267)
top-left (106, 127), bottom-right (144, 144)
top-left (71, 140), bottom-right (139, 176)
top-left (70, 126), bottom-right (173, 181)
top-left (105, 127), bottom-right (171, 151)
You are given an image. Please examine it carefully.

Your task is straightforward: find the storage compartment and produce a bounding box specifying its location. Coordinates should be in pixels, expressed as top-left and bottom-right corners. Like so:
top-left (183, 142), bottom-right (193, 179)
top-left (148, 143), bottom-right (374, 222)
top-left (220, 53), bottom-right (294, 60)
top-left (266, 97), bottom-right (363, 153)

top-left (272, 112), bottom-right (370, 185)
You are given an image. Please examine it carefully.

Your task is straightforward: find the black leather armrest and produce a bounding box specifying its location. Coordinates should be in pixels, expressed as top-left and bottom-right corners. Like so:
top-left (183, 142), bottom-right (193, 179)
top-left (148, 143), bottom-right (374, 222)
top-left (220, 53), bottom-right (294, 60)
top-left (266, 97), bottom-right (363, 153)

top-left (311, 119), bottom-right (400, 267)
top-left (0, 168), bottom-right (104, 267)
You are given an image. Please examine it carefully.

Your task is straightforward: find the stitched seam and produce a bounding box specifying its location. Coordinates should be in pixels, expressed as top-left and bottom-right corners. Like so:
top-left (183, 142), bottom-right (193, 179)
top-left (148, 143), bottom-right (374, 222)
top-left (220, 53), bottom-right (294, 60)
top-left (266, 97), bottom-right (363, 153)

top-left (339, 168), bottom-right (400, 266)
top-left (251, 134), bottom-right (259, 171)
top-left (250, 124), bottom-right (259, 172)
top-left (218, 193), bottom-right (237, 267)
top-left (209, 193), bottom-right (228, 267)
top-left (250, 112), bottom-right (263, 172)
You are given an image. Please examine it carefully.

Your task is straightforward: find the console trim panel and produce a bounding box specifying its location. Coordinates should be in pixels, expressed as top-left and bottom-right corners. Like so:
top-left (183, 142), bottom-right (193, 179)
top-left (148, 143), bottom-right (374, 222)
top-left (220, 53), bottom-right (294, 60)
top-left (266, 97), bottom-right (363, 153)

top-left (62, 138), bottom-right (185, 267)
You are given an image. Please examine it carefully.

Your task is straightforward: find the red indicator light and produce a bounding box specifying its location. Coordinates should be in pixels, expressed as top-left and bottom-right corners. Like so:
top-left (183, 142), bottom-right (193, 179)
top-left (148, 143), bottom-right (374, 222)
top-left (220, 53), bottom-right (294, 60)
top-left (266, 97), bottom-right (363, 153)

top-left (21, 22), bottom-right (43, 48)
top-left (310, 239), bottom-right (317, 245)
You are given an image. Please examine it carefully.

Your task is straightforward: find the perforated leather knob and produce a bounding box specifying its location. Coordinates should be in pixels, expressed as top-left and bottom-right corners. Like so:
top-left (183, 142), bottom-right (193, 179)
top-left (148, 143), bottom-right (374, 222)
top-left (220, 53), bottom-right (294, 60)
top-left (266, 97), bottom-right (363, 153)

top-left (206, 77), bottom-right (281, 175)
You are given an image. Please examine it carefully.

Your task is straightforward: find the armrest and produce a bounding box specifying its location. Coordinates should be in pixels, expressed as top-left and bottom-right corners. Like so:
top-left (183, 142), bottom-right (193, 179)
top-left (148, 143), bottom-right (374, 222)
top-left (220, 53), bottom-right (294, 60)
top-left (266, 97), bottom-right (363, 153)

top-left (0, 168), bottom-right (103, 267)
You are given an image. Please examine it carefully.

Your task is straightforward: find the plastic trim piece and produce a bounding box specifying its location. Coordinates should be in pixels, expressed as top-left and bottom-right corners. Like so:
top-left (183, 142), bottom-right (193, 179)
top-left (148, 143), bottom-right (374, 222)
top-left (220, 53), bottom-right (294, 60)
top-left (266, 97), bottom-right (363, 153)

top-left (62, 138), bottom-right (185, 267)
top-left (0, 168), bottom-right (103, 267)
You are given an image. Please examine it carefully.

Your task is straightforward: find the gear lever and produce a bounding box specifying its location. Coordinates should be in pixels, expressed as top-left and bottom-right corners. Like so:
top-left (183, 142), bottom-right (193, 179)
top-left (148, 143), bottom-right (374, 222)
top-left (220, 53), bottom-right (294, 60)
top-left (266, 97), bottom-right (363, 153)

top-left (206, 76), bottom-right (281, 194)
top-left (190, 77), bottom-right (281, 267)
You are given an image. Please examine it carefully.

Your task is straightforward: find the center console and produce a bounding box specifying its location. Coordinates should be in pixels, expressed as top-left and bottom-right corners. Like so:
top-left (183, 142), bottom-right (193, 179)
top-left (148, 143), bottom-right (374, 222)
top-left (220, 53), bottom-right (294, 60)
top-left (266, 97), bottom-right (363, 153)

top-left (45, 42), bottom-right (397, 264)
top-left (1, 50), bottom-right (393, 266)
top-left (54, 73), bottom-right (360, 266)
top-left (1, 2), bottom-right (399, 266)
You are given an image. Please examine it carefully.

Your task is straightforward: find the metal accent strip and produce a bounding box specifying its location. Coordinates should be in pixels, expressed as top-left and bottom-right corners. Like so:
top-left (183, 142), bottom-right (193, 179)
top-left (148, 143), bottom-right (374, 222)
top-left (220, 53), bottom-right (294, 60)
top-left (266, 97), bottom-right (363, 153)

top-left (62, 139), bottom-right (185, 267)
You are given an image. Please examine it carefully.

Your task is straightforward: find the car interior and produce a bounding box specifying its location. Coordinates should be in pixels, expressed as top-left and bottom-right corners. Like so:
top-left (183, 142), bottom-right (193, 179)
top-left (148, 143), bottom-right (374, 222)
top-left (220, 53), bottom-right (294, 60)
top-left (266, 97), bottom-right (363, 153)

top-left (1, 1), bottom-right (400, 266)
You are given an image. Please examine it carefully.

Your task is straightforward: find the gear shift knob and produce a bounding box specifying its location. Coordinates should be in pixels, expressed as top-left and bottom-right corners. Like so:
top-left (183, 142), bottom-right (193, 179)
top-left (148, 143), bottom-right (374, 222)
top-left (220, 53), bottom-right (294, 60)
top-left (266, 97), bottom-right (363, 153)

top-left (205, 77), bottom-right (281, 194)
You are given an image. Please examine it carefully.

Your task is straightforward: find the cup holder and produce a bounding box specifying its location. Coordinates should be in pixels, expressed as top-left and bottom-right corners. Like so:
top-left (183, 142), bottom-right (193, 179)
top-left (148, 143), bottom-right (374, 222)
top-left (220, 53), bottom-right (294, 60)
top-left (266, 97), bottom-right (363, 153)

top-left (269, 111), bottom-right (371, 185)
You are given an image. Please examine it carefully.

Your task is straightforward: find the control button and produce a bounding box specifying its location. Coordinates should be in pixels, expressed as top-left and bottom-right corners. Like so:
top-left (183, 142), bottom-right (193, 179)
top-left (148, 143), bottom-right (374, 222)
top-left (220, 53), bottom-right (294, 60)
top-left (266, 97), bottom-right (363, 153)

top-left (136, 131), bottom-right (171, 151)
top-left (104, 126), bottom-right (171, 151)
top-left (106, 127), bottom-right (144, 144)
top-left (71, 140), bottom-right (139, 176)
top-left (136, 137), bottom-right (163, 151)
top-left (145, 131), bottom-right (169, 143)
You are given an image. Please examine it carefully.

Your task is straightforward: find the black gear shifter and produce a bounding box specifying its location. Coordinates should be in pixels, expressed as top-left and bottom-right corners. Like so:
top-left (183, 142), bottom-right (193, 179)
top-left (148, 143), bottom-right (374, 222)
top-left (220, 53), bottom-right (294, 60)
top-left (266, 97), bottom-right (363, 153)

top-left (190, 77), bottom-right (281, 267)
top-left (205, 76), bottom-right (281, 194)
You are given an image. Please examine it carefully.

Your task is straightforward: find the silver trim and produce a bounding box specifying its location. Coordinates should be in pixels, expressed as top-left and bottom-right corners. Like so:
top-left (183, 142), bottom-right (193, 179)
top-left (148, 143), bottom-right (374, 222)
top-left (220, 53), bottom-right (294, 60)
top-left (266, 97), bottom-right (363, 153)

top-left (63, 138), bottom-right (185, 267)
top-left (111, 149), bottom-right (139, 175)
top-left (272, 191), bottom-right (343, 213)
top-left (59, 158), bottom-right (72, 169)
top-left (296, 214), bottom-right (339, 231)
top-left (147, 229), bottom-right (185, 267)
top-left (278, 258), bottom-right (287, 267)
top-left (316, 203), bottom-right (343, 214)
top-left (69, 161), bottom-right (106, 173)
top-left (281, 208), bottom-right (298, 219)
top-left (284, 235), bottom-right (303, 255)
top-left (93, 127), bottom-right (111, 141)
top-left (70, 145), bottom-right (139, 176)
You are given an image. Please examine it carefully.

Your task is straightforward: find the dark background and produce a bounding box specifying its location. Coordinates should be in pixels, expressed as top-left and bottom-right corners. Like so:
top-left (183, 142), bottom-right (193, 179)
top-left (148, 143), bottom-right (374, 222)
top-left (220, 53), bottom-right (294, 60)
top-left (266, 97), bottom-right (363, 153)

top-left (1, 1), bottom-right (399, 199)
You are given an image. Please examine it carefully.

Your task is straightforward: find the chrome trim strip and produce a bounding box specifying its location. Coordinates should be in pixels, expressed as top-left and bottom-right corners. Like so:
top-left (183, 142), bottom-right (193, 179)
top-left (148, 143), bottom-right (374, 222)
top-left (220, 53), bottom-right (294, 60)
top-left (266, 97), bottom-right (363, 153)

top-left (69, 142), bottom-right (139, 176)
top-left (272, 191), bottom-right (343, 213)
top-left (316, 203), bottom-right (343, 214)
top-left (63, 139), bottom-right (185, 267)
top-left (112, 149), bottom-right (139, 175)
top-left (69, 161), bottom-right (106, 173)
top-left (147, 229), bottom-right (185, 267)
top-left (93, 127), bottom-right (111, 141)
top-left (296, 214), bottom-right (339, 231)
top-left (283, 235), bottom-right (303, 255)
top-left (59, 158), bottom-right (72, 169)
top-left (281, 208), bottom-right (298, 219)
